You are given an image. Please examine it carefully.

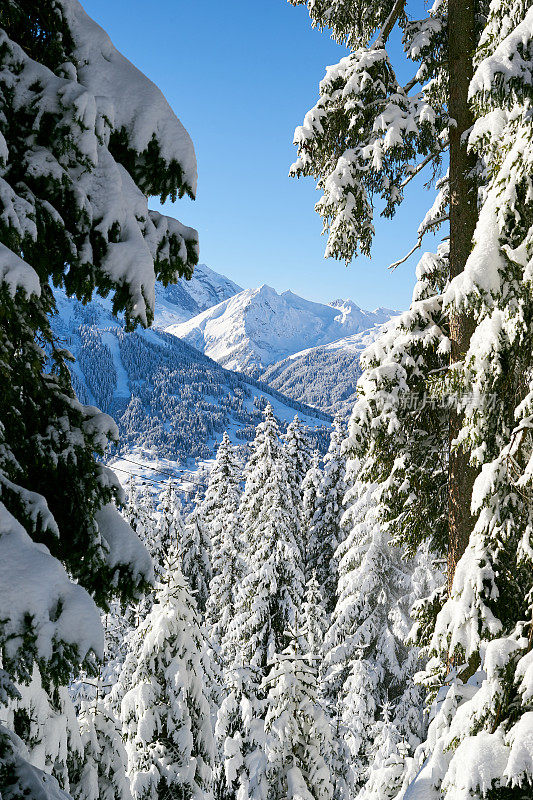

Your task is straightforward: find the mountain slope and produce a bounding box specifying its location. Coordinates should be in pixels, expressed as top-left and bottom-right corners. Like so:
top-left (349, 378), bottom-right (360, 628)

top-left (260, 324), bottom-right (393, 416)
top-left (165, 284), bottom-right (397, 375)
top-left (53, 289), bottom-right (330, 466)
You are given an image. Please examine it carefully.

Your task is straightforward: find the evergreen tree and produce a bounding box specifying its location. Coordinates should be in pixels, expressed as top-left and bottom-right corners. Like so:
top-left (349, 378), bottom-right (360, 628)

top-left (263, 633), bottom-right (333, 800)
top-left (201, 433), bottom-right (242, 530)
top-left (120, 555), bottom-right (214, 800)
top-left (71, 701), bottom-right (132, 800)
top-left (326, 0), bottom-right (533, 791)
top-left (231, 405), bottom-right (305, 671)
top-left (204, 432), bottom-right (243, 657)
top-left (309, 416), bottom-right (347, 613)
top-left (120, 481), bottom-right (158, 630)
top-left (214, 665), bottom-right (267, 800)
top-left (123, 480), bottom-right (155, 548)
top-left (322, 477), bottom-right (421, 794)
top-left (206, 512), bottom-right (243, 665)
top-left (288, 0), bottom-right (477, 597)
top-left (283, 416), bottom-right (313, 505)
top-left (355, 703), bottom-right (408, 800)
top-left (0, 0), bottom-right (197, 788)
top-left (218, 406), bottom-right (305, 800)
top-left (3, 667), bottom-right (83, 793)
top-left (283, 416), bottom-right (312, 565)
top-left (154, 482), bottom-right (185, 578)
top-left (181, 500), bottom-right (212, 616)
top-left (301, 572), bottom-right (328, 660)
top-left (300, 453), bottom-right (322, 580)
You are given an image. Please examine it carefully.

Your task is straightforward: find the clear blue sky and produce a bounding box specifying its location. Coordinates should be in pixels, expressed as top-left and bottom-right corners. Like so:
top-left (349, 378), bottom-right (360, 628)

top-left (83, 0), bottom-right (440, 311)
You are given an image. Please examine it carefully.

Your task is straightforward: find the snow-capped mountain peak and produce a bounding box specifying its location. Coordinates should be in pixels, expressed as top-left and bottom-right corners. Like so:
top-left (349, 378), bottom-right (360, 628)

top-left (166, 284), bottom-right (399, 376)
top-left (329, 298), bottom-right (396, 326)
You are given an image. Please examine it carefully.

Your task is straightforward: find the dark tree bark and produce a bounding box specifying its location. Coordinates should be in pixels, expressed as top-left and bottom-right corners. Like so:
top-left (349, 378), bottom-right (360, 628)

top-left (447, 0), bottom-right (478, 594)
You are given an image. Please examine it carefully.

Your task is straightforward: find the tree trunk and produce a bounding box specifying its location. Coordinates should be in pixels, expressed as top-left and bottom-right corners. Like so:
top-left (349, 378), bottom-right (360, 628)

top-left (447, 0), bottom-right (478, 595)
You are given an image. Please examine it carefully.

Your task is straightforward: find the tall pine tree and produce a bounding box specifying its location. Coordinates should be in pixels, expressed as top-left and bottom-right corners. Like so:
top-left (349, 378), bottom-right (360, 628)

top-left (322, 477), bottom-right (422, 795)
top-left (283, 416), bottom-right (312, 569)
top-left (292, 0), bottom-right (533, 793)
top-left (219, 406), bottom-right (305, 800)
top-left (263, 632), bottom-right (333, 800)
top-left (231, 405), bottom-right (305, 671)
top-left (120, 555), bottom-right (214, 800)
top-left (181, 499), bottom-right (212, 616)
top-left (309, 416), bottom-right (347, 613)
top-left (204, 434), bottom-right (243, 660)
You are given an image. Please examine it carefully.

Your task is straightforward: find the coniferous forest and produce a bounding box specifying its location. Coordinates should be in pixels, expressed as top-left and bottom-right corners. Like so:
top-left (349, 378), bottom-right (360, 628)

top-left (0, 1), bottom-right (533, 799)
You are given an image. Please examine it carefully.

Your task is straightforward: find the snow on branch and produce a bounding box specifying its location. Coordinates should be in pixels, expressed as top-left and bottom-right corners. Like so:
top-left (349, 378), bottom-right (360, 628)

top-left (61, 0), bottom-right (197, 198)
top-left (0, 243), bottom-right (41, 299)
top-left (0, 502), bottom-right (103, 672)
top-left (95, 504), bottom-right (154, 591)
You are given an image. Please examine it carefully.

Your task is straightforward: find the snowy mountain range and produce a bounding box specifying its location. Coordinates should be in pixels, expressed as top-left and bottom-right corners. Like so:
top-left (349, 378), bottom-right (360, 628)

top-left (165, 284), bottom-right (397, 376)
top-left (52, 282), bottom-right (330, 468)
top-left (52, 261), bottom-right (395, 466)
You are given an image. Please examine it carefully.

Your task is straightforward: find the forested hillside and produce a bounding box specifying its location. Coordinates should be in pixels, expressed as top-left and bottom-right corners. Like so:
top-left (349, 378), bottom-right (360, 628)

top-left (260, 324), bottom-right (390, 415)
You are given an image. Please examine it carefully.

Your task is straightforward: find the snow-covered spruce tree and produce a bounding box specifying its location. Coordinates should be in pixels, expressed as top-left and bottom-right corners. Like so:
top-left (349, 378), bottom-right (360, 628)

top-left (347, 241), bottom-right (450, 562)
top-left (0, 0), bottom-right (198, 791)
top-left (154, 482), bottom-right (185, 578)
top-left (123, 481), bottom-right (155, 557)
top-left (283, 416), bottom-right (312, 566)
top-left (300, 452), bottom-right (322, 580)
top-left (309, 416), bottom-right (347, 613)
top-left (120, 554), bottom-right (214, 800)
top-left (283, 416), bottom-right (313, 504)
top-left (231, 404), bottom-right (305, 671)
top-left (204, 434), bottom-right (244, 659)
top-left (262, 631), bottom-right (333, 800)
top-left (214, 664), bottom-right (267, 800)
top-left (301, 572), bottom-right (328, 660)
top-left (1, 665), bottom-right (84, 793)
top-left (392, 5), bottom-right (533, 797)
top-left (289, 0), bottom-right (473, 593)
top-left (116, 481), bottom-right (158, 631)
top-left (181, 499), bottom-right (212, 616)
top-left (201, 433), bottom-right (242, 530)
top-left (322, 477), bottom-right (422, 795)
top-left (218, 406), bottom-right (305, 800)
top-left (355, 702), bottom-right (408, 800)
top-left (70, 701), bottom-right (132, 800)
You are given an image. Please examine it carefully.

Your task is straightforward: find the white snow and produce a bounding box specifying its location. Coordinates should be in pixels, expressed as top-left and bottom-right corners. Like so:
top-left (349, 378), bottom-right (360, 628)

top-left (62, 0), bottom-right (197, 194)
top-left (504, 712), bottom-right (533, 788)
top-left (0, 501), bottom-right (103, 663)
top-left (442, 732), bottom-right (509, 800)
top-left (286, 321), bottom-right (394, 360)
top-left (0, 242), bottom-right (41, 298)
top-left (101, 331), bottom-right (130, 398)
top-left (470, 7), bottom-right (533, 98)
top-left (95, 503), bottom-right (154, 587)
top-left (153, 263), bottom-right (242, 327)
